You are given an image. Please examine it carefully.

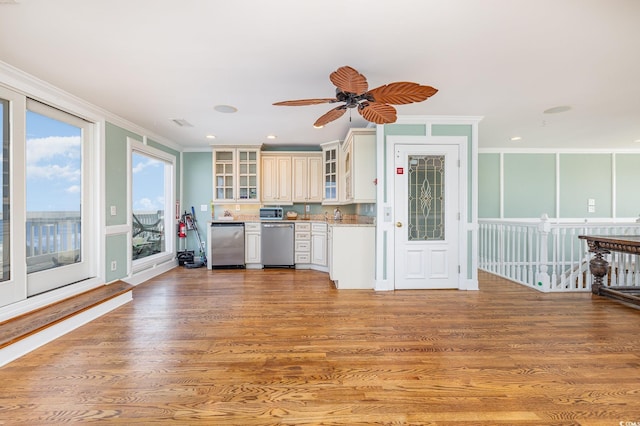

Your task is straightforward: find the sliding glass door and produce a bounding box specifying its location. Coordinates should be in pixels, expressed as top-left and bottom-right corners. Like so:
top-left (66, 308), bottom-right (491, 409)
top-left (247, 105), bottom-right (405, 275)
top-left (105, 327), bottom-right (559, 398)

top-left (26, 100), bottom-right (96, 296)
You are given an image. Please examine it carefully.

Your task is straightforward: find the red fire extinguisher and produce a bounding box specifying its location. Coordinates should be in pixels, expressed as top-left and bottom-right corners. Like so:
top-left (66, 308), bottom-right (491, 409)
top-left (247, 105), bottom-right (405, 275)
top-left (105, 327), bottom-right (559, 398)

top-left (178, 220), bottom-right (186, 238)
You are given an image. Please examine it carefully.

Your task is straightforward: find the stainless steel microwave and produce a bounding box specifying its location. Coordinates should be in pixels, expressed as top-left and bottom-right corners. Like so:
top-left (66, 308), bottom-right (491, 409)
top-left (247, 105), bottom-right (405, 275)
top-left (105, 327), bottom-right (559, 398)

top-left (259, 207), bottom-right (283, 220)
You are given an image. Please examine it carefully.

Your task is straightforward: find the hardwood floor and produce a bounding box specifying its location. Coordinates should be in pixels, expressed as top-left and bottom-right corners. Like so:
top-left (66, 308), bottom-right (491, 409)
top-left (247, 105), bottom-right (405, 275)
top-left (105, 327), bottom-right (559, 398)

top-left (1, 268), bottom-right (639, 425)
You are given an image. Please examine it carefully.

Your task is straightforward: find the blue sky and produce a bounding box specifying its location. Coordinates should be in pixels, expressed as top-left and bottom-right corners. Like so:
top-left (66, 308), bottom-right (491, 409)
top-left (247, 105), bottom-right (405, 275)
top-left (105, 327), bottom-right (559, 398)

top-left (26, 111), bottom-right (164, 213)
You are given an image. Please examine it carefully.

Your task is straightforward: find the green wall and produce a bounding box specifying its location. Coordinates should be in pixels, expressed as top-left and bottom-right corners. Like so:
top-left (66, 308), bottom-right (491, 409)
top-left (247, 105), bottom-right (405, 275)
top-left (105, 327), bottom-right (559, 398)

top-left (182, 151), bottom-right (213, 255)
top-left (105, 122), bottom-right (141, 226)
top-left (478, 153), bottom-right (500, 218)
top-left (559, 154), bottom-right (612, 218)
top-left (479, 152), bottom-right (640, 219)
top-left (504, 153), bottom-right (556, 218)
top-left (615, 154), bottom-right (640, 218)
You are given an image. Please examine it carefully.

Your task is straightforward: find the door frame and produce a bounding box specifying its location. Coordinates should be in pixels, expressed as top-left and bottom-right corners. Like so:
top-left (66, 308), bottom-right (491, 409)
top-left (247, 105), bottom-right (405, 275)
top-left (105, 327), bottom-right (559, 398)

top-left (379, 134), bottom-right (473, 291)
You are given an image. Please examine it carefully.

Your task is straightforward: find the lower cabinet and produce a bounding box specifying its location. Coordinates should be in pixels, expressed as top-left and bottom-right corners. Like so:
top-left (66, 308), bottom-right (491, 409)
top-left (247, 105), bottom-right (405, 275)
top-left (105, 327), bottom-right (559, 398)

top-left (311, 223), bottom-right (327, 267)
top-left (245, 222), bottom-right (262, 268)
top-left (294, 222), bottom-right (311, 265)
top-left (329, 225), bottom-right (375, 289)
top-left (294, 221), bottom-right (328, 271)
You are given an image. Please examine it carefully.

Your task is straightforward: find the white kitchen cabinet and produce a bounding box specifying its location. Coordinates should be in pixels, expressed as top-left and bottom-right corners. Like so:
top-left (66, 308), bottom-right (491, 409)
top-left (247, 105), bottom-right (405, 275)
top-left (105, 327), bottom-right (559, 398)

top-left (244, 222), bottom-right (262, 268)
top-left (212, 146), bottom-right (261, 203)
top-left (294, 222), bottom-right (311, 266)
top-left (261, 154), bottom-right (292, 204)
top-left (292, 154), bottom-right (323, 203)
top-left (311, 222), bottom-right (327, 267)
top-left (329, 225), bottom-right (375, 289)
top-left (320, 141), bottom-right (340, 205)
top-left (341, 128), bottom-right (376, 203)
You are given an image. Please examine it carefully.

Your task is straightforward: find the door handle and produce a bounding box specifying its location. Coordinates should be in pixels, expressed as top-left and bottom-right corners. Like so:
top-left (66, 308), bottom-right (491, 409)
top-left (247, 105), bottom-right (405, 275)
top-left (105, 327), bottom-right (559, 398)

top-left (396, 221), bottom-right (403, 228)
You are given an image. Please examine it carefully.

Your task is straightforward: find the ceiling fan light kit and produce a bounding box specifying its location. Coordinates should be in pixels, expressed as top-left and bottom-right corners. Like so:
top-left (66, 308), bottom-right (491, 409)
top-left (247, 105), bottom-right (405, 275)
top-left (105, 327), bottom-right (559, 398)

top-left (273, 66), bottom-right (438, 127)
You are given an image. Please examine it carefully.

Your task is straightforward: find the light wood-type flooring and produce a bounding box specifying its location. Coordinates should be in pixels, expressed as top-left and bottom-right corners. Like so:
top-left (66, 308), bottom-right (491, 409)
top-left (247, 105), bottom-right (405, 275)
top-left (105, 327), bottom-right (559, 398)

top-left (1, 268), bottom-right (639, 425)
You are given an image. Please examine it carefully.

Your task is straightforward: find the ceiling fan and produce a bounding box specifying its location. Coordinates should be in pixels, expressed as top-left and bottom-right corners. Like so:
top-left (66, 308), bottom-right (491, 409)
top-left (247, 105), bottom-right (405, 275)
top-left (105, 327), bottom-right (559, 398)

top-left (273, 66), bottom-right (438, 127)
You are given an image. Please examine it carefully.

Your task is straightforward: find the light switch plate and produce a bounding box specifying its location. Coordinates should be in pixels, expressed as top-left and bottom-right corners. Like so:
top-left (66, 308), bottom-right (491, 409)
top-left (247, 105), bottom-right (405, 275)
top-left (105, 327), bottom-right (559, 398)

top-left (110, 205), bottom-right (117, 216)
top-left (200, 204), bottom-right (207, 212)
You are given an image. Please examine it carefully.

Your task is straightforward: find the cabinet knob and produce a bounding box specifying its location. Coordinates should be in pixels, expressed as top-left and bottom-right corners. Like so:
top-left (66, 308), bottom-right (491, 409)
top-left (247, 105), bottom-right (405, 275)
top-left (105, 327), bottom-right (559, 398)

top-left (396, 222), bottom-right (403, 228)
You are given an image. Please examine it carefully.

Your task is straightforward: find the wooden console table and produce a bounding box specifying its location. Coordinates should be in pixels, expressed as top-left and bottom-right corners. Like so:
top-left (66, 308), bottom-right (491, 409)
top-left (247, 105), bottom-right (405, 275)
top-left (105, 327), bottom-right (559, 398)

top-left (578, 235), bottom-right (640, 307)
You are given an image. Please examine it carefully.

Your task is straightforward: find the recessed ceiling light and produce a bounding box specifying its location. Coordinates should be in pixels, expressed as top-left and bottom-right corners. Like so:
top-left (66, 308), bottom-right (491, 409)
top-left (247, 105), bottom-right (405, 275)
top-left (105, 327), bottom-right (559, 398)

top-left (267, 135), bottom-right (277, 140)
top-left (206, 135), bottom-right (216, 139)
top-left (313, 125), bottom-right (323, 129)
top-left (543, 105), bottom-right (571, 114)
top-left (214, 105), bottom-right (238, 113)
top-left (634, 139), bottom-right (640, 143)
top-left (510, 136), bottom-right (522, 141)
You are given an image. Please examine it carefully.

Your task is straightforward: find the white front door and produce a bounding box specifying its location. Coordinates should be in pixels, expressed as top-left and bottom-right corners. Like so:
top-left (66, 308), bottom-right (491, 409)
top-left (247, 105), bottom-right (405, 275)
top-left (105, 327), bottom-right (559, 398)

top-left (394, 144), bottom-right (459, 289)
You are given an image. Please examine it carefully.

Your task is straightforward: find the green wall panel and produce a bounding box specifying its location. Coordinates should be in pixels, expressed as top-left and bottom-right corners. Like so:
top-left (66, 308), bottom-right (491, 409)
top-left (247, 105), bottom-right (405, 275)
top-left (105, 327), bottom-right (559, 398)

top-left (182, 152), bottom-right (213, 254)
top-left (615, 153), bottom-right (640, 218)
top-left (105, 122), bottom-right (141, 226)
top-left (432, 124), bottom-right (474, 221)
top-left (559, 154), bottom-right (612, 218)
top-left (384, 124), bottom-right (426, 136)
top-left (503, 153), bottom-right (556, 218)
top-left (105, 233), bottom-right (128, 282)
top-left (478, 153), bottom-right (500, 218)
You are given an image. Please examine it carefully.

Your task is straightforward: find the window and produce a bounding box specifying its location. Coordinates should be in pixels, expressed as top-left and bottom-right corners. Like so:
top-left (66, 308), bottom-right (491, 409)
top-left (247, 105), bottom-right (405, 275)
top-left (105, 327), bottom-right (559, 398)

top-left (130, 140), bottom-right (175, 270)
top-left (26, 100), bottom-right (96, 297)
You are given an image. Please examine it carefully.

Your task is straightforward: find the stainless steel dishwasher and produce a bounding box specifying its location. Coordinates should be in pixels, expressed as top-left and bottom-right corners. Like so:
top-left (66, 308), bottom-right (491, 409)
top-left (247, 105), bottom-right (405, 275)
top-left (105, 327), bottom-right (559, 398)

top-left (261, 222), bottom-right (294, 267)
top-left (208, 222), bottom-right (245, 268)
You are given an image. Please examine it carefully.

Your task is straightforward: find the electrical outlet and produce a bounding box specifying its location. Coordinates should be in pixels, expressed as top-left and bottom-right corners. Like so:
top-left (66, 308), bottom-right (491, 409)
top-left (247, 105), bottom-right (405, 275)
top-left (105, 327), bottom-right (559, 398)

top-left (235, 204), bottom-right (240, 211)
top-left (110, 260), bottom-right (117, 271)
top-left (200, 204), bottom-right (207, 212)
top-left (305, 204), bottom-right (310, 212)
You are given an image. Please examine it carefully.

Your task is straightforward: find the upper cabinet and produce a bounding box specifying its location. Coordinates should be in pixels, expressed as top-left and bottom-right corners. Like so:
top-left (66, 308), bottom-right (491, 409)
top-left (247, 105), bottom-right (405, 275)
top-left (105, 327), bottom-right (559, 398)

top-left (341, 128), bottom-right (376, 203)
top-left (212, 146), bottom-right (261, 203)
top-left (320, 141), bottom-right (340, 205)
top-left (261, 154), bottom-right (292, 205)
top-left (292, 153), bottom-right (323, 203)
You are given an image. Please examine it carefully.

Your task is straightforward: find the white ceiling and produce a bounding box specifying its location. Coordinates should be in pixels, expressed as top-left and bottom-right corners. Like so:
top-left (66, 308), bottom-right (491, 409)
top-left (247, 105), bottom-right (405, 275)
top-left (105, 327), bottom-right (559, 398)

top-left (1, 0), bottom-right (639, 150)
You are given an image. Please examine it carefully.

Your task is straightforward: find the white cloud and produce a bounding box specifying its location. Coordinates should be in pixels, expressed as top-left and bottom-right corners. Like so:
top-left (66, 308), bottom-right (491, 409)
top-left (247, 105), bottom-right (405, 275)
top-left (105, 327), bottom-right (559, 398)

top-left (133, 157), bottom-right (162, 174)
top-left (26, 136), bottom-right (81, 182)
top-left (66, 185), bottom-right (81, 194)
top-left (136, 197), bottom-right (156, 211)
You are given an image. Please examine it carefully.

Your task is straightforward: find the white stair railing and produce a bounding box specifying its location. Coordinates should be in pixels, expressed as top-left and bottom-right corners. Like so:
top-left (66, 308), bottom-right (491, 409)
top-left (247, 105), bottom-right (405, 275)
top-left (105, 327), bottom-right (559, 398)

top-left (479, 216), bottom-right (640, 292)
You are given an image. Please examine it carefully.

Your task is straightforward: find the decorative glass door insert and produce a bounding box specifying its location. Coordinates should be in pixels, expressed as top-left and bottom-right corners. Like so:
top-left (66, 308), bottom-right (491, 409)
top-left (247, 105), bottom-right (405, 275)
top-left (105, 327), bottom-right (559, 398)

top-left (407, 155), bottom-right (445, 241)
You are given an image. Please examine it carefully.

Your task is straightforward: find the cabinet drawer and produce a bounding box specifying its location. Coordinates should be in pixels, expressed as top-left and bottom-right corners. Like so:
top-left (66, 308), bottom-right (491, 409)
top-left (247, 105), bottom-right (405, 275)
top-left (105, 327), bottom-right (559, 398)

top-left (311, 223), bottom-right (327, 233)
top-left (295, 240), bottom-right (311, 252)
top-left (295, 231), bottom-right (311, 240)
top-left (295, 222), bottom-right (311, 231)
top-left (295, 253), bottom-right (310, 263)
top-left (245, 222), bottom-right (261, 232)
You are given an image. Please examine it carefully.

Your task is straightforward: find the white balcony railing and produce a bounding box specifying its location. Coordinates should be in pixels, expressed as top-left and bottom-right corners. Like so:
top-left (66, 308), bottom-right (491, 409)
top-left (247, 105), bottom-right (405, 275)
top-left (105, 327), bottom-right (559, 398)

top-left (479, 216), bottom-right (640, 292)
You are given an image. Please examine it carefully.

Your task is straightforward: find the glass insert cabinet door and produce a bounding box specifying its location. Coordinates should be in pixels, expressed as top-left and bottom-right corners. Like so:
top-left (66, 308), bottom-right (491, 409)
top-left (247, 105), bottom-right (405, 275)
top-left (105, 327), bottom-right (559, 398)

top-left (213, 148), bottom-right (259, 202)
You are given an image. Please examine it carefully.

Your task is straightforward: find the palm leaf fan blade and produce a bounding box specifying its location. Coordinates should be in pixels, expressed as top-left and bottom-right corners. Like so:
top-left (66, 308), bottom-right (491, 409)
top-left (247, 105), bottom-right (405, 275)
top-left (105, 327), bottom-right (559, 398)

top-left (368, 82), bottom-right (438, 105)
top-left (359, 102), bottom-right (397, 124)
top-left (329, 66), bottom-right (368, 95)
top-left (273, 98), bottom-right (337, 106)
top-left (314, 106), bottom-right (347, 127)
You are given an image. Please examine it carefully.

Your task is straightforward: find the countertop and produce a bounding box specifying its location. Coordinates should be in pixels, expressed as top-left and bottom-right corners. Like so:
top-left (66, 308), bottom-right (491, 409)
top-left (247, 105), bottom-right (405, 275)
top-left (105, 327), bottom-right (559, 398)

top-left (209, 218), bottom-right (375, 227)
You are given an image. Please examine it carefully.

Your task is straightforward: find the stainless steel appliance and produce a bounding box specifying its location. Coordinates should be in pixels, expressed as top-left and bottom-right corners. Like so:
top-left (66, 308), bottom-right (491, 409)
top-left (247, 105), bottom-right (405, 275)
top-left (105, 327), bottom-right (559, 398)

top-left (261, 222), bottom-right (294, 267)
top-left (259, 207), bottom-right (284, 220)
top-left (208, 222), bottom-right (245, 268)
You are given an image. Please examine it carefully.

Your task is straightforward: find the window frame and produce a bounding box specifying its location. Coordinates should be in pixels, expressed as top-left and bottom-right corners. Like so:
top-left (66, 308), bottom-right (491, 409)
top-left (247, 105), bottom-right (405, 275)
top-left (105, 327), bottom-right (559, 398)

top-left (128, 138), bottom-right (176, 274)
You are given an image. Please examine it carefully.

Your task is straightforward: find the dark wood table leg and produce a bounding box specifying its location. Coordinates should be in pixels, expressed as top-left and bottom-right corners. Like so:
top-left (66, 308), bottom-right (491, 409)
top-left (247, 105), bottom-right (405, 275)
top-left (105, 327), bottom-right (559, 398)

top-left (588, 248), bottom-right (609, 295)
